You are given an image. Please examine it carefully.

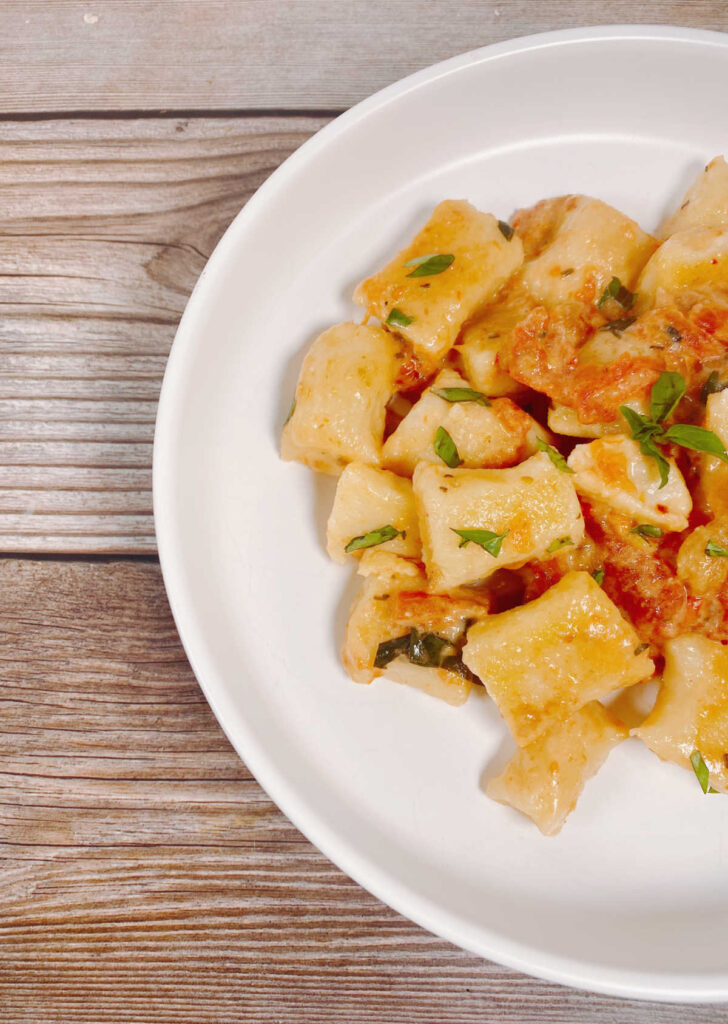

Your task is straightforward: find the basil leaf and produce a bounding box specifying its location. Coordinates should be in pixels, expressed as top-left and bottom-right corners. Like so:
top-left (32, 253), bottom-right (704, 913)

top-left (592, 568), bottom-right (605, 586)
top-left (620, 406), bottom-right (670, 488)
top-left (662, 423), bottom-right (728, 462)
top-left (434, 426), bottom-right (461, 468)
top-left (701, 370), bottom-right (726, 404)
top-left (620, 405), bottom-right (656, 439)
top-left (385, 307), bottom-right (414, 328)
top-left (374, 633), bottom-right (411, 669)
top-left (706, 538), bottom-right (728, 558)
top-left (547, 536), bottom-right (574, 554)
top-left (650, 371), bottom-right (686, 424)
top-left (345, 524), bottom-right (403, 553)
top-left (598, 276), bottom-right (635, 310)
top-left (536, 437), bottom-right (574, 473)
top-left (405, 253), bottom-right (455, 277)
top-left (631, 523), bottom-right (663, 540)
top-left (664, 324), bottom-right (682, 344)
top-left (690, 750), bottom-right (719, 794)
top-left (441, 653), bottom-right (481, 683)
top-left (598, 316), bottom-right (636, 336)
top-left (452, 528), bottom-right (508, 557)
top-left (497, 220), bottom-right (515, 241)
top-left (408, 629), bottom-right (453, 667)
top-left (434, 387), bottom-right (491, 406)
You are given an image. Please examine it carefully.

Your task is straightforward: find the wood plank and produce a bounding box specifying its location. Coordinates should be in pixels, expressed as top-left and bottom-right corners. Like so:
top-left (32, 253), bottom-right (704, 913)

top-left (2, 557), bottom-right (727, 1023)
top-left (0, 1), bottom-right (727, 112)
top-left (0, 115), bottom-right (327, 553)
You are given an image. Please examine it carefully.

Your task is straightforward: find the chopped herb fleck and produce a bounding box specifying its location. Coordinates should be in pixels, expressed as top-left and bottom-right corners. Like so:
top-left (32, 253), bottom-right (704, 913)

top-left (374, 633), bottom-right (411, 668)
top-left (434, 426), bottom-right (461, 468)
top-left (634, 642), bottom-right (649, 655)
top-left (701, 371), bottom-right (727, 404)
top-left (598, 277), bottom-right (636, 310)
top-left (451, 528), bottom-right (508, 557)
top-left (344, 524), bottom-right (403, 554)
top-left (497, 220), bottom-right (515, 240)
top-left (706, 538), bottom-right (728, 558)
top-left (546, 536), bottom-right (574, 554)
top-left (631, 523), bottom-right (663, 541)
top-left (690, 749), bottom-right (719, 794)
top-left (598, 315), bottom-right (637, 336)
top-left (561, 267), bottom-right (575, 277)
top-left (385, 307), bottom-right (414, 328)
top-left (664, 324), bottom-right (682, 344)
top-left (592, 568), bottom-right (605, 586)
top-left (434, 386), bottom-right (491, 406)
top-left (405, 253), bottom-right (455, 277)
top-left (536, 438), bottom-right (574, 473)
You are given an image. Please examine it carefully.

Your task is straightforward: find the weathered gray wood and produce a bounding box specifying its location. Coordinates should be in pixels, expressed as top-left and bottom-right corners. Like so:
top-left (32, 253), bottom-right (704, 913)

top-left (0, 1), bottom-right (726, 113)
top-left (1, 558), bottom-right (726, 1023)
top-left (0, 115), bottom-right (326, 552)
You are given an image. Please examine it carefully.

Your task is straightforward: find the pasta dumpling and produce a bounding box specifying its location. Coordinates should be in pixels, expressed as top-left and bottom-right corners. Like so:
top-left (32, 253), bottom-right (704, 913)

top-left (518, 196), bottom-right (655, 307)
top-left (354, 200), bottom-right (523, 366)
top-left (413, 452), bottom-right (584, 591)
top-left (660, 157), bottom-right (728, 238)
top-left (281, 323), bottom-right (399, 474)
top-left (634, 634), bottom-right (728, 793)
top-left (382, 368), bottom-right (546, 476)
top-left (487, 701), bottom-right (628, 835)
top-left (326, 462), bottom-right (421, 564)
top-left (567, 435), bottom-right (692, 532)
top-left (462, 571), bottom-right (653, 747)
top-left (342, 552), bottom-right (490, 704)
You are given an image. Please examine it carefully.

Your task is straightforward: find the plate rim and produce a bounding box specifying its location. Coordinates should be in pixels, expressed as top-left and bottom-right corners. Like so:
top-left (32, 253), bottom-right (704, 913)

top-left (153, 24), bottom-right (728, 1003)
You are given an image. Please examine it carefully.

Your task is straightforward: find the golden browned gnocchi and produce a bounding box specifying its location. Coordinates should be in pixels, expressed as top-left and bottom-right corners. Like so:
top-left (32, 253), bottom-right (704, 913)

top-left (282, 161), bottom-right (728, 834)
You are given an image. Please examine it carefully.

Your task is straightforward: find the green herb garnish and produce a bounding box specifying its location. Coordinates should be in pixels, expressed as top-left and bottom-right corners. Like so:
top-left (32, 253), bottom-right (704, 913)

top-left (621, 372), bottom-right (728, 488)
top-left (374, 633), bottom-right (411, 668)
top-left (345, 524), bottom-right (403, 554)
top-left (374, 628), bottom-right (479, 681)
top-left (385, 307), bottom-right (414, 328)
top-left (634, 642), bottom-right (650, 655)
top-left (649, 370), bottom-right (686, 424)
top-left (592, 568), bottom-right (605, 586)
top-left (705, 538), bottom-right (728, 558)
top-left (434, 387), bottom-right (491, 406)
top-left (598, 276), bottom-right (635, 310)
top-left (664, 324), bottom-right (682, 344)
top-left (631, 523), bottom-right (663, 541)
top-left (536, 438), bottom-right (574, 473)
top-left (546, 536), bottom-right (574, 554)
top-left (701, 371), bottom-right (726, 404)
top-left (497, 220), bottom-right (515, 241)
top-left (405, 253), bottom-right (455, 277)
top-left (452, 528), bottom-right (508, 557)
top-left (598, 316), bottom-right (637, 336)
top-left (690, 750), bottom-right (719, 794)
top-left (434, 426), bottom-right (461, 468)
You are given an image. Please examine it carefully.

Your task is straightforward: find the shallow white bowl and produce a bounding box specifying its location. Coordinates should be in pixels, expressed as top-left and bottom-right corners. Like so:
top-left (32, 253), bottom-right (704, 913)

top-left (154, 26), bottom-right (728, 1002)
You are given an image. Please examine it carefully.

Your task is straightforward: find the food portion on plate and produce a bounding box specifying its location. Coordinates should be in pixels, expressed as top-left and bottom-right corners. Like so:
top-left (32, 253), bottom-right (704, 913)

top-left (282, 158), bottom-right (728, 834)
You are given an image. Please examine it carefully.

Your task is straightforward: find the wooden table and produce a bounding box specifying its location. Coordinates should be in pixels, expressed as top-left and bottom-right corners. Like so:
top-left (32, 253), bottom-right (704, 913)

top-left (3, 4), bottom-right (728, 1020)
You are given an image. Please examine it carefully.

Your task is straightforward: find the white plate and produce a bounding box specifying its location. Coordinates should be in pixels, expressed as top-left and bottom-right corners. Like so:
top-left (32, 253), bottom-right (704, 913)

top-left (154, 26), bottom-right (728, 1002)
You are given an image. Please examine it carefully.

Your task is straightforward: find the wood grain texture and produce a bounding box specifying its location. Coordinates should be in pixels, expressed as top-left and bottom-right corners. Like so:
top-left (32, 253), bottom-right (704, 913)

top-left (0, 0), bottom-right (726, 112)
top-left (0, 115), bottom-right (326, 553)
top-left (0, 557), bottom-right (725, 1024)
